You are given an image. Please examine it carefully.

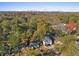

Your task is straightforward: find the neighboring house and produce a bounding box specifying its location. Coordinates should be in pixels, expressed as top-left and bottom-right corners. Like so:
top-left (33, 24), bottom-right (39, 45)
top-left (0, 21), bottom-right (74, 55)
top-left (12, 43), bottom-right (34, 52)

top-left (52, 20), bottom-right (76, 34)
top-left (17, 17), bottom-right (27, 23)
top-left (52, 23), bottom-right (67, 34)
top-left (43, 36), bottom-right (52, 47)
top-left (66, 20), bottom-right (76, 34)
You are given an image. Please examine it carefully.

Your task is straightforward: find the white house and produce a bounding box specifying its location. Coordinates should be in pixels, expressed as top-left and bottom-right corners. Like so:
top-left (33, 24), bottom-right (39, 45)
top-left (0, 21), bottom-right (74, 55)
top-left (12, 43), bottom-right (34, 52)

top-left (43, 36), bottom-right (52, 47)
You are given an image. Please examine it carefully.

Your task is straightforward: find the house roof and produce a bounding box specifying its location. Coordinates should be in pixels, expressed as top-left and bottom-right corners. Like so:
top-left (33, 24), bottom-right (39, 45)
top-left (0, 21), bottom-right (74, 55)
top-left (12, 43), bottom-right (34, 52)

top-left (43, 36), bottom-right (52, 44)
top-left (66, 20), bottom-right (76, 32)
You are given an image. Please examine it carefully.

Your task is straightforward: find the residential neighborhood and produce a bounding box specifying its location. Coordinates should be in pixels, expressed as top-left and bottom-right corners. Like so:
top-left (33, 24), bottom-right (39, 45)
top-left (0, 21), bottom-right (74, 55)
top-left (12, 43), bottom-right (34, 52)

top-left (0, 11), bottom-right (79, 56)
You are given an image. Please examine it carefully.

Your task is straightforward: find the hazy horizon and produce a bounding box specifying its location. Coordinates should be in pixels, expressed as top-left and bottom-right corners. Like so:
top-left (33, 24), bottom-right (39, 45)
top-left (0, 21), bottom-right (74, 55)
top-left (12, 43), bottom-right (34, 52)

top-left (0, 2), bottom-right (79, 12)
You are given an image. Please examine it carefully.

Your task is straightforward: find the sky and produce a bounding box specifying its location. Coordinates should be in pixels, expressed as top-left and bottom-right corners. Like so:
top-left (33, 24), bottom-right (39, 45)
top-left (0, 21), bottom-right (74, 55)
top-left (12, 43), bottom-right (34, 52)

top-left (0, 2), bottom-right (79, 12)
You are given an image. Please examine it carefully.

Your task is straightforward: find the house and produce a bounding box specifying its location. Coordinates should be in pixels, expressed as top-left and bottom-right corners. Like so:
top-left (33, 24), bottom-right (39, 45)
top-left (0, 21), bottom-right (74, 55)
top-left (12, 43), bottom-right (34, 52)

top-left (66, 20), bottom-right (76, 34)
top-left (52, 20), bottom-right (76, 34)
top-left (17, 17), bottom-right (27, 23)
top-left (43, 36), bottom-right (52, 47)
top-left (52, 23), bottom-right (67, 34)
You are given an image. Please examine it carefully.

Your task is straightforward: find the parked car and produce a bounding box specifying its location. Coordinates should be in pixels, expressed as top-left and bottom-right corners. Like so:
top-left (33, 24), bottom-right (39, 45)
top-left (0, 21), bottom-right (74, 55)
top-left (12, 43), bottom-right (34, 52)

top-left (28, 42), bottom-right (39, 49)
